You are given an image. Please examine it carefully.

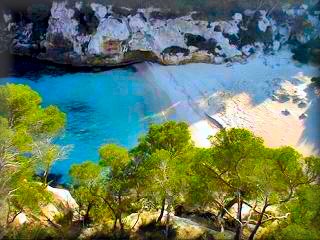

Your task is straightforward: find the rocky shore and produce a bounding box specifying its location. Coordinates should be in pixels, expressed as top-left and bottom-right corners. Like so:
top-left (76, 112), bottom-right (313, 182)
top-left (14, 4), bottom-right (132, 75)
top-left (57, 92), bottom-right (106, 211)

top-left (0, 1), bottom-right (319, 67)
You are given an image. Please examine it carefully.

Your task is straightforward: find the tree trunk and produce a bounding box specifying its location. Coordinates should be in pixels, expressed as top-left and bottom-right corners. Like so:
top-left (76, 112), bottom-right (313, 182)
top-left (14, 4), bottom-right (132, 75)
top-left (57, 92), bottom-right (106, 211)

top-left (6, 201), bottom-right (11, 225)
top-left (219, 196), bottom-right (238, 218)
top-left (6, 201), bottom-right (23, 226)
top-left (113, 217), bottom-right (118, 230)
top-left (83, 203), bottom-right (92, 225)
top-left (131, 211), bottom-right (141, 230)
top-left (218, 214), bottom-right (225, 232)
top-left (157, 197), bottom-right (166, 223)
top-left (119, 213), bottom-right (124, 232)
top-left (165, 204), bottom-right (171, 240)
top-left (234, 192), bottom-right (243, 240)
top-left (118, 195), bottom-right (124, 231)
top-left (44, 170), bottom-right (48, 186)
top-left (248, 197), bottom-right (269, 240)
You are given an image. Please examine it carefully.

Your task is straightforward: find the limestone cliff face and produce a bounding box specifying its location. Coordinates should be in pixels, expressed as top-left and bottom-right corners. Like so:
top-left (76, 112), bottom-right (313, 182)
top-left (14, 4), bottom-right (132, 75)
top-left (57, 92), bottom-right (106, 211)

top-left (1, 1), bottom-right (319, 66)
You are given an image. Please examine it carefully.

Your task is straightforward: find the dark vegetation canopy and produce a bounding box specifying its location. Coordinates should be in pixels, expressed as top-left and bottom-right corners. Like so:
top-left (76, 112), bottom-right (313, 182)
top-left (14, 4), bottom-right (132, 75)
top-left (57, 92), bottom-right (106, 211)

top-left (0, 0), bottom-right (307, 20)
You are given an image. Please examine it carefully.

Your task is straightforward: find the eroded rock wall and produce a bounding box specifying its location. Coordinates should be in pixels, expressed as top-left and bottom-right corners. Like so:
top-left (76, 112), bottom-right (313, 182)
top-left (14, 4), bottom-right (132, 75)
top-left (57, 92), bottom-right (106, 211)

top-left (1, 1), bottom-right (319, 66)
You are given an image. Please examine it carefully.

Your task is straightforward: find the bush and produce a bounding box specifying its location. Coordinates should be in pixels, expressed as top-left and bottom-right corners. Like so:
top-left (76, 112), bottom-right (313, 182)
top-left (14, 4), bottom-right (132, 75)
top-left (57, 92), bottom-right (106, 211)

top-left (3, 225), bottom-right (56, 240)
top-left (292, 38), bottom-right (320, 64)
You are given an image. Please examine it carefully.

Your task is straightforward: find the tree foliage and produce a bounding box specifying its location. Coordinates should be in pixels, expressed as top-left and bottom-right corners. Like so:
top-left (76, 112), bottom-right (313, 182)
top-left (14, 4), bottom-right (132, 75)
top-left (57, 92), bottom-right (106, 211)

top-left (132, 121), bottom-right (193, 224)
top-left (1, 84), bottom-right (319, 240)
top-left (69, 161), bottom-right (103, 224)
top-left (131, 121), bottom-right (192, 159)
top-left (0, 84), bottom-right (66, 236)
top-left (189, 129), bottom-right (319, 240)
top-left (68, 123), bottom-right (319, 239)
top-left (70, 144), bottom-right (137, 232)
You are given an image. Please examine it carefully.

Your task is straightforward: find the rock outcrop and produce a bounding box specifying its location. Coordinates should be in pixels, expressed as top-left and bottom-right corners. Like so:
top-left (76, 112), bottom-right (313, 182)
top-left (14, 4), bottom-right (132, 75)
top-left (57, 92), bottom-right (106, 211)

top-left (13, 186), bottom-right (79, 227)
top-left (1, 1), bottom-right (319, 66)
top-left (79, 211), bottom-right (235, 240)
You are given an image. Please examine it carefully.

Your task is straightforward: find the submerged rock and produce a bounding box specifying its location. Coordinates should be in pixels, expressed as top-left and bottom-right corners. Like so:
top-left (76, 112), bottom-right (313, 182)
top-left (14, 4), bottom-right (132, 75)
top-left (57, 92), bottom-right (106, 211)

top-left (299, 113), bottom-right (308, 119)
top-left (282, 109), bottom-right (291, 116)
top-left (298, 101), bottom-right (308, 108)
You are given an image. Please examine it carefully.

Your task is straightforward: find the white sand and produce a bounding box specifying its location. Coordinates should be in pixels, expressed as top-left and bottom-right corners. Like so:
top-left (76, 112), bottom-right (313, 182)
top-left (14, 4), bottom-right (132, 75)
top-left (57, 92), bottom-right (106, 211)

top-left (136, 49), bottom-right (320, 156)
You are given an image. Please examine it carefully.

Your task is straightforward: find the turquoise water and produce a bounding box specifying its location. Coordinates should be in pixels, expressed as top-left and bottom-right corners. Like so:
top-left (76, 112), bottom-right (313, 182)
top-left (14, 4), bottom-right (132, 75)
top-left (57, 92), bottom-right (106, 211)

top-left (0, 67), bottom-right (167, 182)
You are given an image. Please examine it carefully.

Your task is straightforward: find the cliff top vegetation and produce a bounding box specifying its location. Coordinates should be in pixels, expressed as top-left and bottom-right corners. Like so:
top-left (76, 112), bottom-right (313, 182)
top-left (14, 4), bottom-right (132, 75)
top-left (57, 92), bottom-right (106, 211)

top-left (1, 0), bottom-right (312, 19)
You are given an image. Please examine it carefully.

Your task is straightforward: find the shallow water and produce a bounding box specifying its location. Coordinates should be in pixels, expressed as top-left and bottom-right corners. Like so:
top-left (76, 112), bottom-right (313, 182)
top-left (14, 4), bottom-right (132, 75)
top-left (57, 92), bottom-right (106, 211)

top-left (0, 66), bottom-right (168, 182)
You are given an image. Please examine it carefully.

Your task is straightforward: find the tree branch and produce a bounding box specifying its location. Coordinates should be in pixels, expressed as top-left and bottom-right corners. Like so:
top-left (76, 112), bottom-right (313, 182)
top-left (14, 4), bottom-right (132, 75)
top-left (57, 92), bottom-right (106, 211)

top-left (201, 163), bottom-right (236, 190)
top-left (261, 213), bottom-right (290, 224)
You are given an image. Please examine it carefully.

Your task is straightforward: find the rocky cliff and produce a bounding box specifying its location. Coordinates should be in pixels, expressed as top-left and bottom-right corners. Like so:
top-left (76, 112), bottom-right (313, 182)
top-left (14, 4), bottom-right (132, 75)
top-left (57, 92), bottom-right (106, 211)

top-left (0, 1), bottom-right (319, 66)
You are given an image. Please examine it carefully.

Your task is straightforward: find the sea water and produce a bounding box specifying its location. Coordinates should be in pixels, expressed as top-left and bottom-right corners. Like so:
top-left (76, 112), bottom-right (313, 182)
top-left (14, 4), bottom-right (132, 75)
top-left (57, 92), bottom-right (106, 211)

top-left (0, 66), bottom-right (168, 182)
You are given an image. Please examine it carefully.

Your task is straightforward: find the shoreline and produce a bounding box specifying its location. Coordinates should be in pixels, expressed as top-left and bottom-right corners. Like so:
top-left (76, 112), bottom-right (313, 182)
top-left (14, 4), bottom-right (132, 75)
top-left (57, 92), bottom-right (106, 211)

top-left (0, 51), bottom-right (143, 79)
top-left (139, 49), bottom-right (320, 156)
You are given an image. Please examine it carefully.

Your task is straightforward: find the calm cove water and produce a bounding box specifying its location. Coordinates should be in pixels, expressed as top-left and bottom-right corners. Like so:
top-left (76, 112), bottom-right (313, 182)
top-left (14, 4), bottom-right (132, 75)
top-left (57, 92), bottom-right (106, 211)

top-left (0, 65), bottom-right (168, 182)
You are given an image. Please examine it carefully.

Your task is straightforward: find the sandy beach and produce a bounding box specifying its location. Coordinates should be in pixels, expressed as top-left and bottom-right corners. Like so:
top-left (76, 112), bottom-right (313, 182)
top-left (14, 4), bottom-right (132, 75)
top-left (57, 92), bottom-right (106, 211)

top-left (137, 49), bottom-right (320, 156)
